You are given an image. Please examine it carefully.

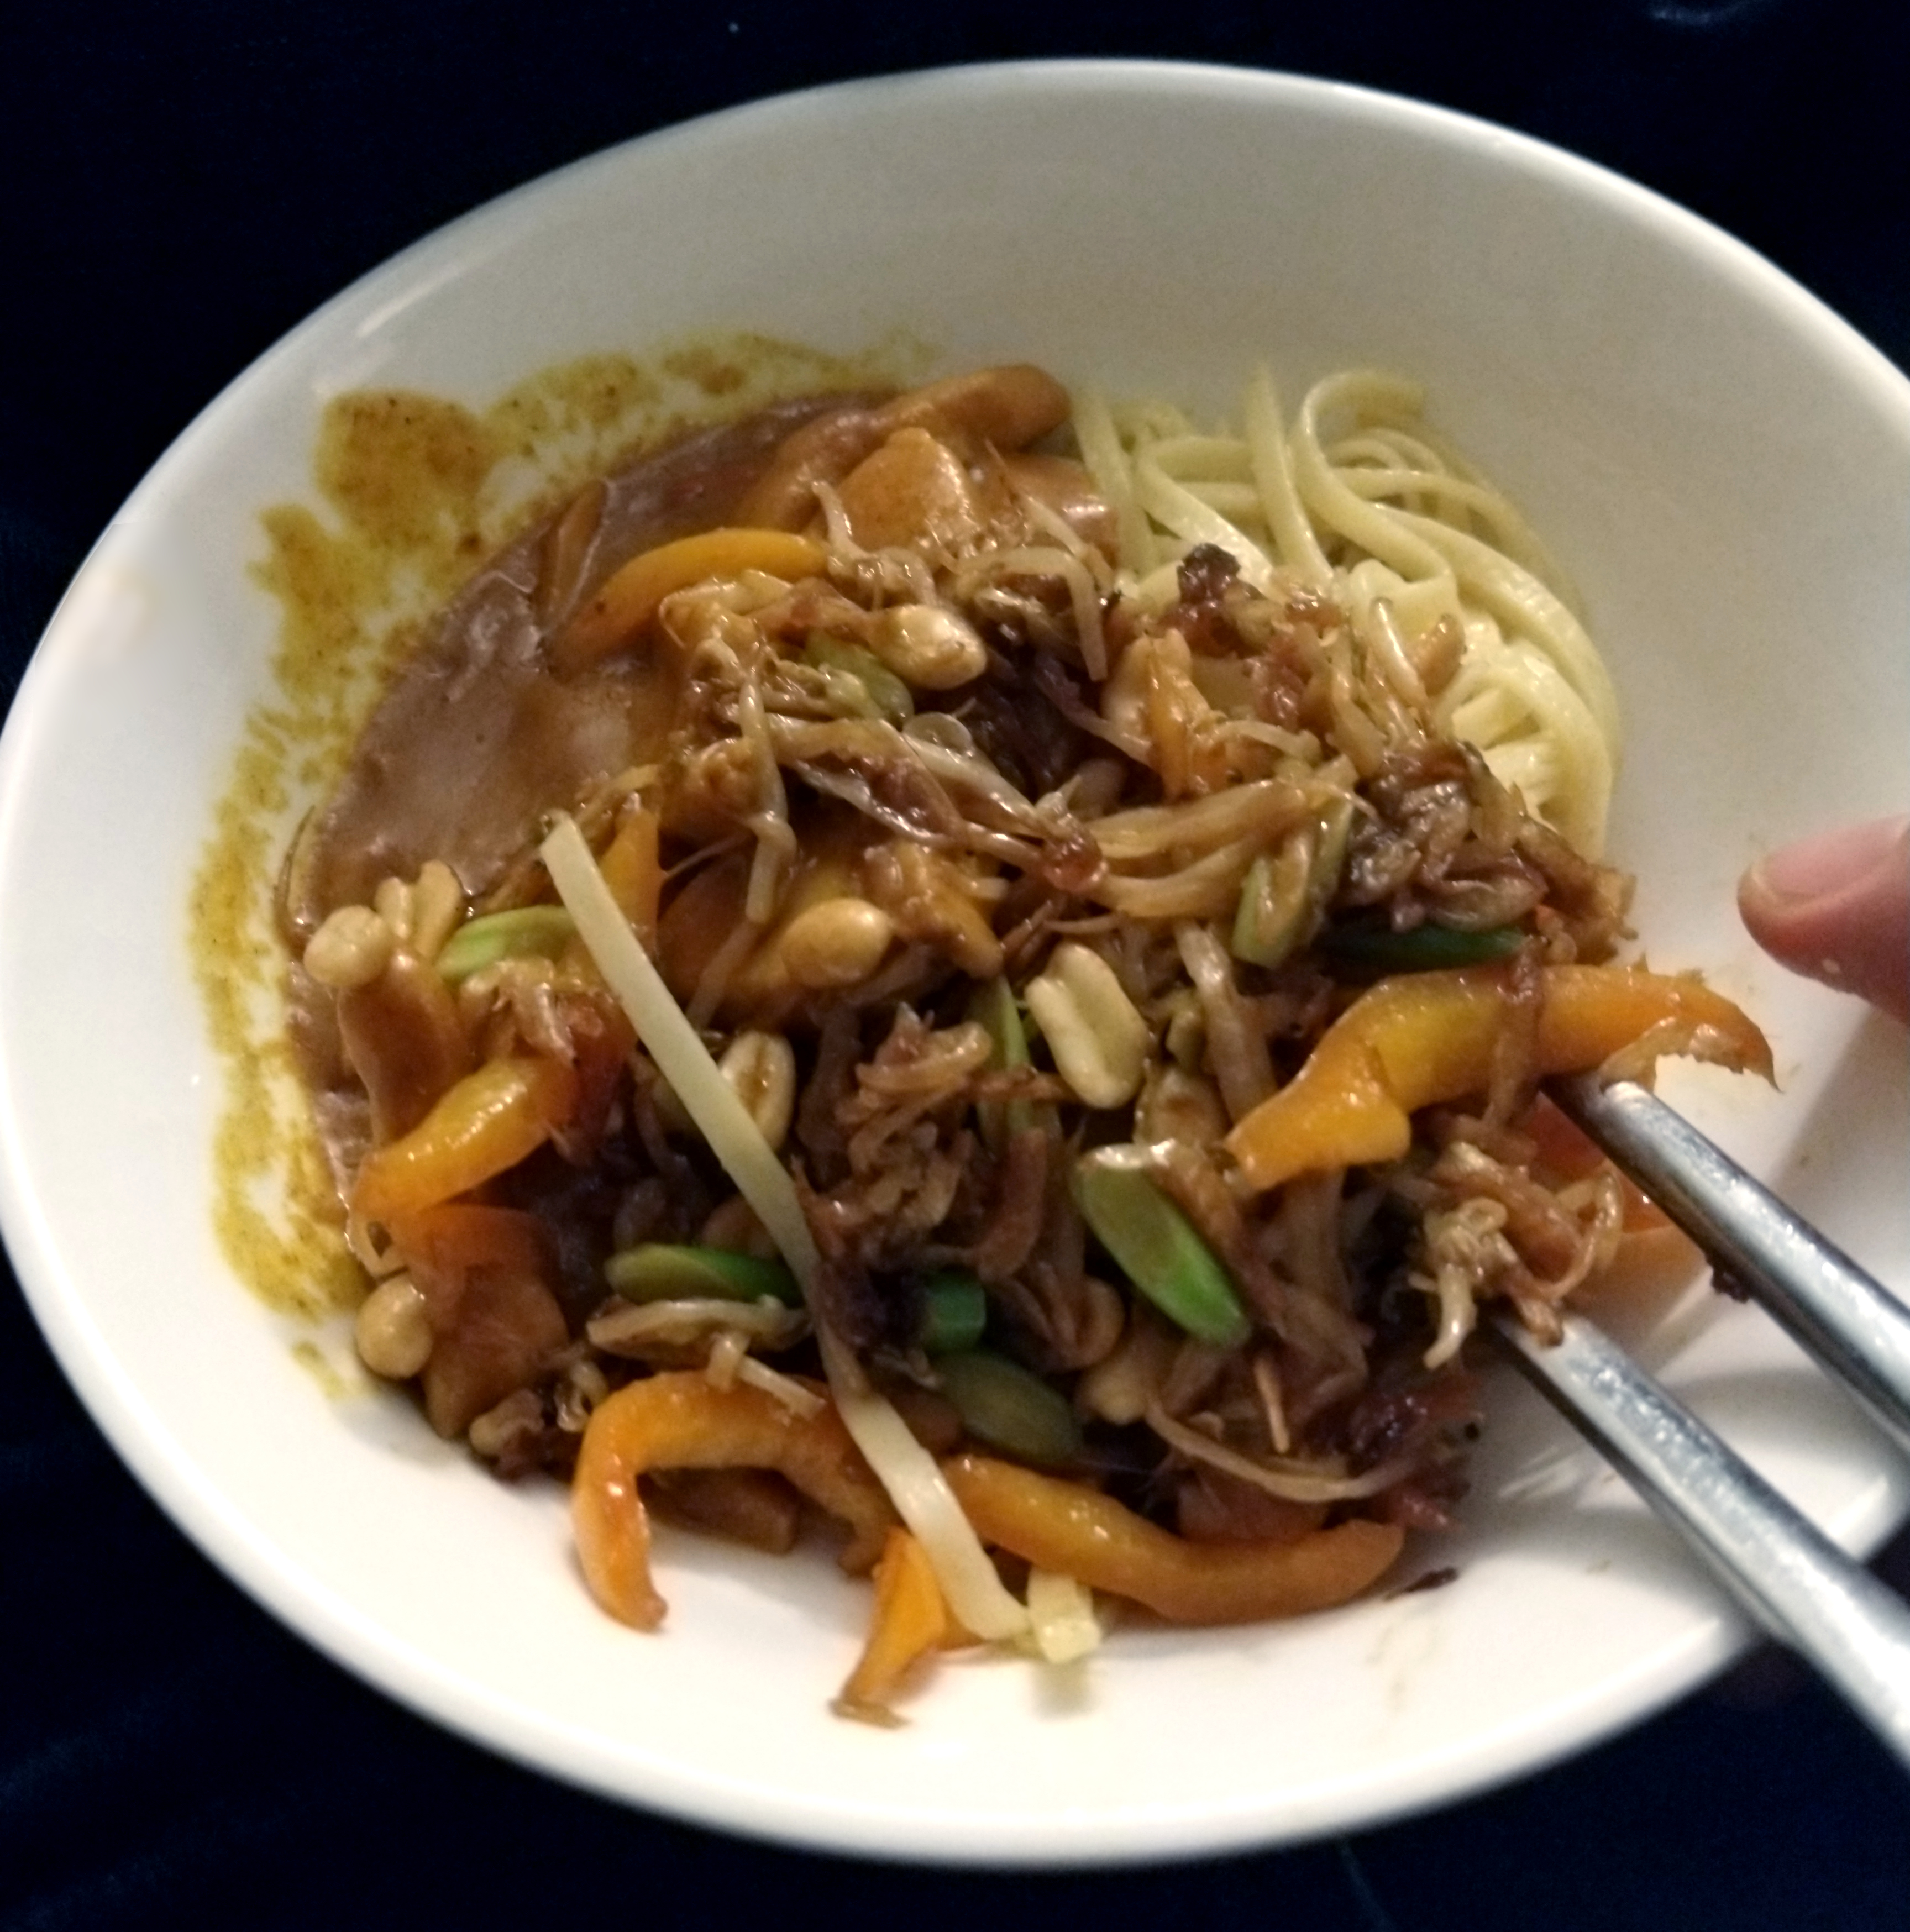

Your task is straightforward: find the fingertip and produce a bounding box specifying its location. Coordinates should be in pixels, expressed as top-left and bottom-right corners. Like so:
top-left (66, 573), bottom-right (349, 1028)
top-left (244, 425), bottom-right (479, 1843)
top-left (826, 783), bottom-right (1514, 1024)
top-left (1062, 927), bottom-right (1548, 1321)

top-left (1738, 817), bottom-right (1910, 1024)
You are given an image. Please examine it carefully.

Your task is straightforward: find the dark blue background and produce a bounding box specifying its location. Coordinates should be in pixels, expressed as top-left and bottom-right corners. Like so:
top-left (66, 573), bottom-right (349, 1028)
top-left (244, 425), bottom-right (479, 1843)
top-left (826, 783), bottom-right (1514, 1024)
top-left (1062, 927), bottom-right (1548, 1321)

top-left (4, 5), bottom-right (1908, 1926)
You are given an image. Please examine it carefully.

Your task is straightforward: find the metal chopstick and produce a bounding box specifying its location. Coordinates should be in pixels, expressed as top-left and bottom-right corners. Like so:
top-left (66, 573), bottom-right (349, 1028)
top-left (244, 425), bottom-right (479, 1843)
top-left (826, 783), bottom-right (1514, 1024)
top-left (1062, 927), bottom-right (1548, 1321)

top-left (1483, 1075), bottom-right (1910, 1766)
top-left (1549, 1074), bottom-right (1910, 1457)
top-left (1495, 1310), bottom-right (1910, 1768)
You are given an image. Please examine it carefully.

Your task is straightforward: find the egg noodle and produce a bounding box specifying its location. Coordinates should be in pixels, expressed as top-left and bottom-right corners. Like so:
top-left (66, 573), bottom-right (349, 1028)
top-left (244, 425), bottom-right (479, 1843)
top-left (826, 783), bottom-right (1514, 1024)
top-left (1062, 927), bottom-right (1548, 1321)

top-left (1075, 369), bottom-right (1618, 857)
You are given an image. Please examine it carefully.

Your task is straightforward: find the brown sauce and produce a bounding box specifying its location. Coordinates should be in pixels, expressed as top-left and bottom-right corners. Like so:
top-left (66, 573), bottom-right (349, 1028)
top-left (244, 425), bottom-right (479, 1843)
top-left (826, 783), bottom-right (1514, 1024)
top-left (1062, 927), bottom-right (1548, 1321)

top-left (191, 332), bottom-right (930, 1317)
top-left (281, 393), bottom-right (868, 931)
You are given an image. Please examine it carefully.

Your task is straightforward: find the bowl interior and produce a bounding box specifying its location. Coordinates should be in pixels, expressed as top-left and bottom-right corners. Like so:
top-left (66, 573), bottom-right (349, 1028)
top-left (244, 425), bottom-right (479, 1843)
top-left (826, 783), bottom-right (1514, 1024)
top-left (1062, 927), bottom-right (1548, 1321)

top-left (1, 61), bottom-right (1906, 1863)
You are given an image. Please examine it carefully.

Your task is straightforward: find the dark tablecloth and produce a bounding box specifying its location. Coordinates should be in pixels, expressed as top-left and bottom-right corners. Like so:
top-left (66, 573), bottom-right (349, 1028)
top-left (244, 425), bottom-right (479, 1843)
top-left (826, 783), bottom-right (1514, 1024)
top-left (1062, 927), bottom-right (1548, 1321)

top-left (4, 6), bottom-right (1908, 1926)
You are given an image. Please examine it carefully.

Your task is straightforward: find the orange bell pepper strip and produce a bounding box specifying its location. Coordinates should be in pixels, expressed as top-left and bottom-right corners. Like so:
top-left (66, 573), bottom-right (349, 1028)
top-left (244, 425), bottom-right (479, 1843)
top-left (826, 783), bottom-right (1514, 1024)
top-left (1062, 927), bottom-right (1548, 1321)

top-left (552, 528), bottom-right (828, 673)
top-left (835, 1527), bottom-right (972, 1724)
top-left (1224, 964), bottom-right (1772, 1194)
top-left (353, 1055), bottom-right (579, 1224)
top-left (942, 1455), bottom-right (1403, 1625)
top-left (573, 1372), bottom-right (898, 1631)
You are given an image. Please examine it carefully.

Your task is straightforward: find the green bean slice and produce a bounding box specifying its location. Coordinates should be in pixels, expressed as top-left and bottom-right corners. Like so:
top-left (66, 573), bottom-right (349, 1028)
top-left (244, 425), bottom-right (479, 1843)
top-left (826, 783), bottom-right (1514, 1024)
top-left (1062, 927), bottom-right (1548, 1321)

top-left (1321, 920), bottom-right (1524, 970)
top-left (936, 1350), bottom-right (1082, 1467)
top-left (435, 905), bottom-right (576, 983)
top-left (1074, 1151), bottom-right (1250, 1348)
top-left (920, 1270), bottom-right (988, 1355)
top-left (605, 1243), bottom-right (802, 1306)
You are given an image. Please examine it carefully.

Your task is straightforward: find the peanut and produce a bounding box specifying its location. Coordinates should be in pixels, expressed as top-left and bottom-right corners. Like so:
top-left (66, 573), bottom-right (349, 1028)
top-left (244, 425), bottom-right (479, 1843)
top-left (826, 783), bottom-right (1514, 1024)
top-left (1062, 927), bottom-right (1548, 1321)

top-left (717, 1030), bottom-right (797, 1149)
top-left (1025, 942), bottom-right (1150, 1110)
top-left (354, 1272), bottom-right (433, 1380)
top-left (779, 896), bottom-right (896, 990)
top-left (868, 603), bottom-right (988, 690)
top-left (303, 904), bottom-right (395, 991)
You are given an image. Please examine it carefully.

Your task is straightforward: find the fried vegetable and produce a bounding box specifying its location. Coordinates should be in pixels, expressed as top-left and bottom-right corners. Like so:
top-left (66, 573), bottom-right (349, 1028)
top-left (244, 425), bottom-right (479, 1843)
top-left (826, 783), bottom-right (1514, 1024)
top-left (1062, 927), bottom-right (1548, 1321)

top-left (804, 634), bottom-right (915, 724)
top-left (336, 948), bottom-right (473, 1142)
top-left (919, 1271), bottom-right (989, 1355)
top-left (835, 1528), bottom-right (969, 1724)
top-left (547, 815), bottom-right (1031, 1644)
top-left (1225, 963), bottom-right (1773, 1193)
top-left (1074, 1150), bottom-right (1250, 1348)
top-left (970, 975), bottom-right (1037, 1149)
top-left (1319, 918), bottom-right (1524, 971)
top-left (353, 1056), bottom-right (579, 1224)
top-left (943, 1455), bottom-right (1404, 1624)
top-left (434, 906), bottom-right (578, 982)
top-left (572, 1373), bottom-right (897, 1630)
top-left (936, 1351), bottom-right (1083, 1467)
top-left (605, 1243), bottom-right (802, 1306)
top-left (1230, 837), bottom-right (1315, 969)
top-left (554, 528), bottom-right (828, 672)
top-left (592, 806), bottom-right (663, 952)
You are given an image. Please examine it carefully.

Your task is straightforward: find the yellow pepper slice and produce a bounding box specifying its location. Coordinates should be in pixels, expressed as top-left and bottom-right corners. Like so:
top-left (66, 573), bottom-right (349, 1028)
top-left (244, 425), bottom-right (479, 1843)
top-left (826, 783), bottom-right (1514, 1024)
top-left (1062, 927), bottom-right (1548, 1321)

top-left (1224, 964), bottom-right (1772, 1194)
top-left (573, 1372), bottom-right (898, 1631)
top-left (835, 1527), bottom-right (970, 1724)
top-left (353, 1055), bottom-right (579, 1224)
top-left (560, 807), bottom-right (665, 989)
top-left (596, 806), bottom-right (662, 952)
top-left (943, 1454), bottom-right (1402, 1625)
top-left (552, 528), bottom-right (827, 673)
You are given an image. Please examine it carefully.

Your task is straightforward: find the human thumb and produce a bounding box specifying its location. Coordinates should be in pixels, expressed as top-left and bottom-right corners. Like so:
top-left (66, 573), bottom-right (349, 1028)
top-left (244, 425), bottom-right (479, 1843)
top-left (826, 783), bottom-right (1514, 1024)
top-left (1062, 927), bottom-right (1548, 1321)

top-left (1738, 817), bottom-right (1910, 1024)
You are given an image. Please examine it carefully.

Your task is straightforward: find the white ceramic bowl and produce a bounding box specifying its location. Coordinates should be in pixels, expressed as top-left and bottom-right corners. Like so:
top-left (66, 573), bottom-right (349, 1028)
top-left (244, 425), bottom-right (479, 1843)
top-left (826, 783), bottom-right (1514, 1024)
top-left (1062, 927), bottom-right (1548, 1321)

top-left (2, 61), bottom-right (1906, 1864)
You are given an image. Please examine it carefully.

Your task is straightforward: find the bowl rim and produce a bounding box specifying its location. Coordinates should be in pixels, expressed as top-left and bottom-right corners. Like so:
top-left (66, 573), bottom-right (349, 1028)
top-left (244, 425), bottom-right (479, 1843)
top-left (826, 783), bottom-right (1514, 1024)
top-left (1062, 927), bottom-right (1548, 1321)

top-left (2, 56), bottom-right (1907, 1866)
